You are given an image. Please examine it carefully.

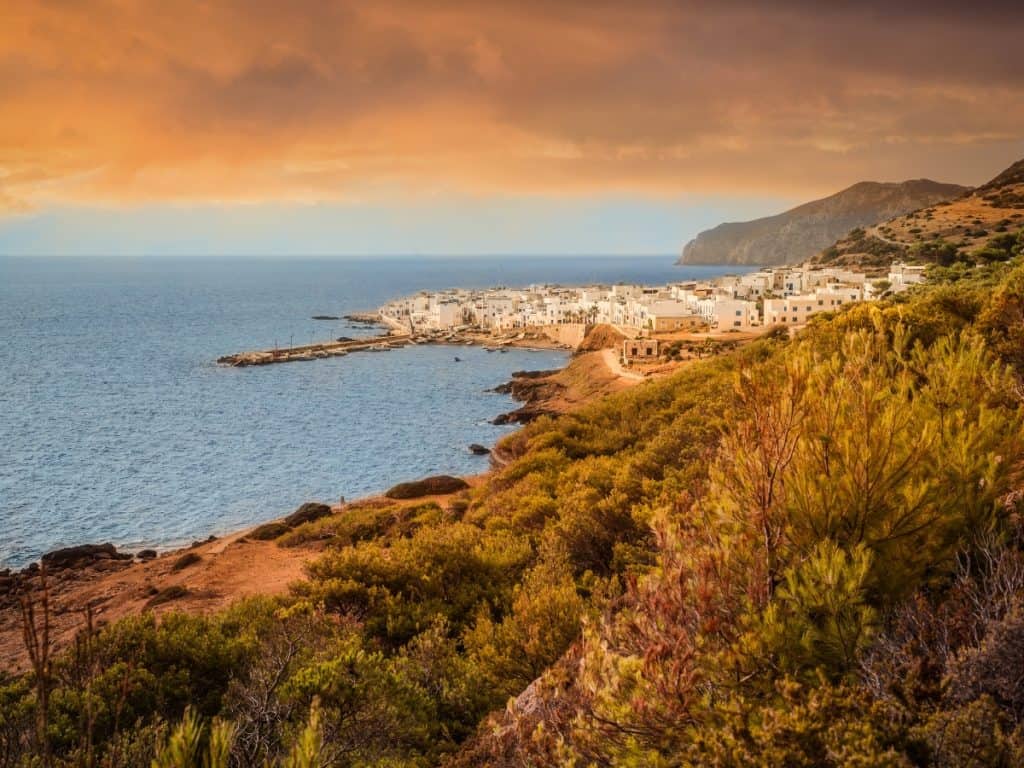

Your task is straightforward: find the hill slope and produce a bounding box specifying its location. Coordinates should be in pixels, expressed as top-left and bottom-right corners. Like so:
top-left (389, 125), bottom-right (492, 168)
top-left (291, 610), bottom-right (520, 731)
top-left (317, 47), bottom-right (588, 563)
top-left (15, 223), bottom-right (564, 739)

top-left (816, 157), bottom-right (1024, 268)
top-left (679, 179), bottom-right (967, 266)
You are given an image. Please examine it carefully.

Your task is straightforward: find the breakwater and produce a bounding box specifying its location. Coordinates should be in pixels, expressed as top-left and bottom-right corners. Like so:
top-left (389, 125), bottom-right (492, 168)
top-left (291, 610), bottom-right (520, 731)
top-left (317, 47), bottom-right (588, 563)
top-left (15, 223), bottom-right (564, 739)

top-left (217, 332), bottom-right (411, 366)
top-left (218, 312), bottom-right (574, 367)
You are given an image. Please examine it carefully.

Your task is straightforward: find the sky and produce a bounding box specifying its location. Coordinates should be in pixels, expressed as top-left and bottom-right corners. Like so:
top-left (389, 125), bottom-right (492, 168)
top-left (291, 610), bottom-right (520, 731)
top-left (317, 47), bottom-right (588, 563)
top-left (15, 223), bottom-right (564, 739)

top-left (2, 0), bottom-right (1023, 256)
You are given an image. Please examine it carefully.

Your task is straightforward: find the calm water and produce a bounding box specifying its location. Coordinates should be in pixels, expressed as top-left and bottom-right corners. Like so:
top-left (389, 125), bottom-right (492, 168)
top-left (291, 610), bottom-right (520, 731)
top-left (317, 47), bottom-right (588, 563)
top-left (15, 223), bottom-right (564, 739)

top-left (0, 255), bottom-right (734, 568)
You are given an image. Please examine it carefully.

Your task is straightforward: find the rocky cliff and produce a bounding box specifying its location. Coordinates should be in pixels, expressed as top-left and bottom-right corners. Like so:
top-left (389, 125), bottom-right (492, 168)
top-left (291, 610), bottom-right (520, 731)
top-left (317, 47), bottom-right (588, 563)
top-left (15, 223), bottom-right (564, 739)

top-left (678, 179), bottom-right (967, 266)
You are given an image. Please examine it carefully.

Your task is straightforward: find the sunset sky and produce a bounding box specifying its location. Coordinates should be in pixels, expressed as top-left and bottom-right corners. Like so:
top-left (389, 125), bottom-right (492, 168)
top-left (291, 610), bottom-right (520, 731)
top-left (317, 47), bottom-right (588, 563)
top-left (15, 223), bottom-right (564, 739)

top-left (2, 0), bottom-right (1023, 255)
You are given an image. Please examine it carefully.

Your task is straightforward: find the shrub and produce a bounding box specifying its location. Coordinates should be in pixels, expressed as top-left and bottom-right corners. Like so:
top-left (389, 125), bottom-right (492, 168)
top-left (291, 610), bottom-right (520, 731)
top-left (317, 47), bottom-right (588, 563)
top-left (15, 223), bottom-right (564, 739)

top-left (283, 502), bottom-right (332, 528)
top-left (384, 475), bottom-right (469, 499)
top-left (172, 551), bottom-right (202, 571)
top-left (249, 522), bottom-right (290, 541)
top-left (146, 585), bottom-right (190, 607)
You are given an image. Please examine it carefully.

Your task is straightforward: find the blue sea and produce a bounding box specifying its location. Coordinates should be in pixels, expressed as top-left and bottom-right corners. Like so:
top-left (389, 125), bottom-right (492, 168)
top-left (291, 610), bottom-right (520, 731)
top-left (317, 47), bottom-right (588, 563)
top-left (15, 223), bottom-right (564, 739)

top-left (0, 255), bottom-right (735, 568)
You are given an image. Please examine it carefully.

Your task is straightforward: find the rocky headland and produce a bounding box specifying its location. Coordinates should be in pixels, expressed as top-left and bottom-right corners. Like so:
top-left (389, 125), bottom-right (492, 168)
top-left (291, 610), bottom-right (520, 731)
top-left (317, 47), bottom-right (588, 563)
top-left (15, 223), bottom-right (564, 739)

top-left (679, 178), bottom-right (967, 266)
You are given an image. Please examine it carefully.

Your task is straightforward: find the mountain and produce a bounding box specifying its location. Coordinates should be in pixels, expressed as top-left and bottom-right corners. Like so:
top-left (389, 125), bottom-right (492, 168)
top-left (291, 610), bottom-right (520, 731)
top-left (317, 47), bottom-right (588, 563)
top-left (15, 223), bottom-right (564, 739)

top-left (678, 179), bottom-right (968, 266)
top-left (815, 157), bottom-right (1024, 268)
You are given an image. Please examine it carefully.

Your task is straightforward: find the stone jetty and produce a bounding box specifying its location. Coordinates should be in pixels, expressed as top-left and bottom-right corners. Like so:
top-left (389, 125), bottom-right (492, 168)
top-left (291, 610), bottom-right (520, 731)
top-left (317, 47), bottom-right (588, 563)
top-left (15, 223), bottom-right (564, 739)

top-left (217, 332), bottom-right (411, 367)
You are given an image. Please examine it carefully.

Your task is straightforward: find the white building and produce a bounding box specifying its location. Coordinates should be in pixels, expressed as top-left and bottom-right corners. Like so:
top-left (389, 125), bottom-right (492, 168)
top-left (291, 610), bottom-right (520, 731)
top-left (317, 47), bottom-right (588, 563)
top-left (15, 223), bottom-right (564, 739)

top-left (644, 299), bottom-right (706, 332)
top-left (378, 261), bottom-right (913, 336)
top-left (713, 299), bottom-right (761, 329)
top-left (889, 263), bottom-right (927, 292)
top-left (430, 299), bottom-right (463, 329)
top-left (763, 285), bottom-right (861, 326)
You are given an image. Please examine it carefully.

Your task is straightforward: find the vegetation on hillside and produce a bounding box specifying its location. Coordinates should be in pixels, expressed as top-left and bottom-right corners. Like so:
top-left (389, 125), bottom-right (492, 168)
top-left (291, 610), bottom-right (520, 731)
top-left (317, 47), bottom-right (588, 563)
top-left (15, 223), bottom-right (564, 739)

top-left (816, 159), bottom-right (1024, 270)
top-left (6, 252), bottom-right (1024, 765)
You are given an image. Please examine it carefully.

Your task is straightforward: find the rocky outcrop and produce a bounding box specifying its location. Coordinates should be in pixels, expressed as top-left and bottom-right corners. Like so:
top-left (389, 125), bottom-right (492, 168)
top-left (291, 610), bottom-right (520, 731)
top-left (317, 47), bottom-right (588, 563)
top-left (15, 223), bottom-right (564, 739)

top-left (385, 475), bottom-right (469, 500)
top-left (41, 543), bottom-right (132, 570)
top-left (679, 179), bottom-right (967, 266)
top-left (575, 324), bottom-right (627, 354)
top-left (491, 408), bottom-right (551, 425)
top-left (489, 369), bottom-right (564, 425)
top-left (499, 370), bottom-right (565, 403)
top-left (284, 502), bottom-right (332, 528)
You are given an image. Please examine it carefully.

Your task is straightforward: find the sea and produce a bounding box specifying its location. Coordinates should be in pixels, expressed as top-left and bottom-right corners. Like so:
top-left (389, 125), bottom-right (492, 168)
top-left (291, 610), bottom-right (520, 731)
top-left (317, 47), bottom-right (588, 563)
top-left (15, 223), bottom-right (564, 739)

top-left (0, 255), bottom-right (739, 568)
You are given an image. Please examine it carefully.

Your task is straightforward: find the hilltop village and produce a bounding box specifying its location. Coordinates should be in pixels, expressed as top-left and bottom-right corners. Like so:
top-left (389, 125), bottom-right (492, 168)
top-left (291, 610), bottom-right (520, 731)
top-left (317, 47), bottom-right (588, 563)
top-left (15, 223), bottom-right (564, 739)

top-left (379, 260), bottom-right (926, 360)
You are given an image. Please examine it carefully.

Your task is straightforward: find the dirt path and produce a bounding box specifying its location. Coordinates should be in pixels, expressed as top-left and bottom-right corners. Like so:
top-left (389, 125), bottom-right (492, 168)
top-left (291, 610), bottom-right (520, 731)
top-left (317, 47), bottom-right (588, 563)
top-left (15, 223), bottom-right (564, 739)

top-left (600, 347), bottom-right (646, 381)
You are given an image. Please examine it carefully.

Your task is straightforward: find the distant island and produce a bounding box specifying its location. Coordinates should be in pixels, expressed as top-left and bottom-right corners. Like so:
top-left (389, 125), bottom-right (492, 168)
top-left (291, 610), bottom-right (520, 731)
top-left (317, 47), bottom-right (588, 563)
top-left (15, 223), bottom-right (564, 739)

top-left (679, 178), bottom-right (967, 266)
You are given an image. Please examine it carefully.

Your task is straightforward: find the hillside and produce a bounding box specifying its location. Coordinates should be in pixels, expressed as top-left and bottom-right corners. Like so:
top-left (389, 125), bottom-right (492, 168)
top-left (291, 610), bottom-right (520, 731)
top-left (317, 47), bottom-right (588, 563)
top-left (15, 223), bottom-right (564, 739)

top-left (816, 157), bottom-right (1024, 268)
top-left (4, 169), bottom-right (1024, 767)
top-left (679, 179), bottom-right (967, 266)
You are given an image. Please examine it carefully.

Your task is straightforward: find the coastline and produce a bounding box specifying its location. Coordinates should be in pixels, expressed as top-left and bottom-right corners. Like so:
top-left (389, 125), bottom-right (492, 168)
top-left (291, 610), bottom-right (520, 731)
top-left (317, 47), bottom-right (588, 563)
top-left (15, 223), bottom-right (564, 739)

top-left (0, 346), bottom-right (638, 672)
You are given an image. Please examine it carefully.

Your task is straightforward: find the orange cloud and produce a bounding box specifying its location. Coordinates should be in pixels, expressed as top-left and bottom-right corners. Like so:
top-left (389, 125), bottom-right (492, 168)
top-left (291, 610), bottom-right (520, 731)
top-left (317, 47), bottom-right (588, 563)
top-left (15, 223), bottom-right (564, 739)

top-left (2, 0), bottom-right (1023, 212)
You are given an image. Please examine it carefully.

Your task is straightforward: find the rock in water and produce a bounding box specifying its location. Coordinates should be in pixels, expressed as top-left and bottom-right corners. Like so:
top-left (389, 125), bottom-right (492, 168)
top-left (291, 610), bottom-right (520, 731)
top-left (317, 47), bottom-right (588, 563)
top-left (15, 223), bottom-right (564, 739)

top-left (469, 443), bottom-right (491, 455)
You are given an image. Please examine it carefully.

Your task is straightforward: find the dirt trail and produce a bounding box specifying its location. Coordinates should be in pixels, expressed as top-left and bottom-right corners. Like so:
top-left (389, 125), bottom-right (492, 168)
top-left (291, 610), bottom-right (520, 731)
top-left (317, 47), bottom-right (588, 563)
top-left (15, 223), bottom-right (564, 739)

top-left (600, 348), bottom-right (646, 381)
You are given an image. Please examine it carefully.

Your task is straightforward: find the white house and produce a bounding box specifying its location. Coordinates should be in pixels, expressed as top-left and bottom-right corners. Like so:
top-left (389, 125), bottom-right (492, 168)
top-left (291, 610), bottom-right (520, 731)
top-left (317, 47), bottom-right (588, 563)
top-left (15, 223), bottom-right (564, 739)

top-left (644, 299), bottom-right (705, 332)
top-left (763, 285), bottom-right (861, 326)
top-left (889, 263), bottom-right (927, 292)
top-left (430, 299), bottom-right (463, 329)
top-left (713, 298), bottom-right (760, 329)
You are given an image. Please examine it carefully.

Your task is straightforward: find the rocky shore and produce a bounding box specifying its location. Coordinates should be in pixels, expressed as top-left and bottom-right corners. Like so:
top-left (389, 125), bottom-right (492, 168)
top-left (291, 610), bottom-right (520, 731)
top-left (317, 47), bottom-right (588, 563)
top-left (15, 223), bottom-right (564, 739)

top-left (488, 369), bottom-right (566, 424)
